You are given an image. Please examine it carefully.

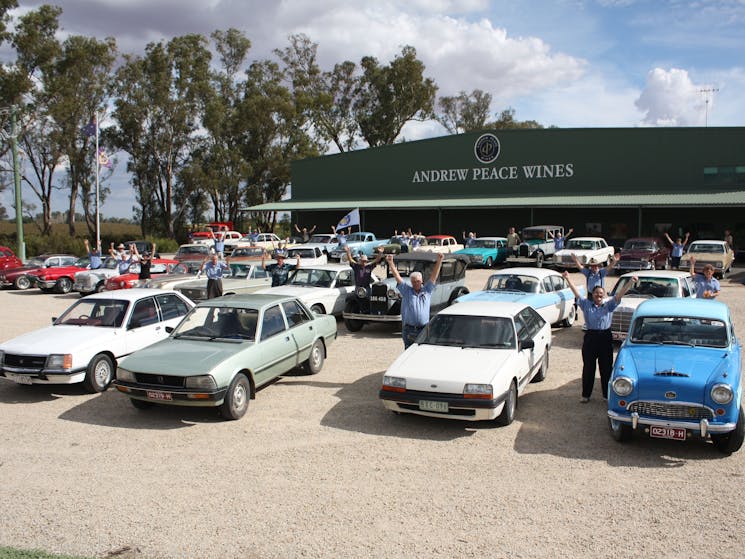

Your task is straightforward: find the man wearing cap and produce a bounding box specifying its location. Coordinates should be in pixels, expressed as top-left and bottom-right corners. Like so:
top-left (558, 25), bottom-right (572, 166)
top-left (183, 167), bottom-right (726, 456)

top-left (387, 252), bottom-right (444, 349)
top-left (571, 252), bottom-right (620, 293)
top-left (109, 242), bottom-right (138, 275)
top-left (345, 245), bottom-right (383, 290)
top-left (262, 250), bottom-right (300, 287)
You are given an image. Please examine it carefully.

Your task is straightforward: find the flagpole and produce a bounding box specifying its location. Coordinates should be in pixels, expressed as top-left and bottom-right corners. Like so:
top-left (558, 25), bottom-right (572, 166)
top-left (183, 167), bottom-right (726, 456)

top-left (94, 112), bottom-right (100, 248)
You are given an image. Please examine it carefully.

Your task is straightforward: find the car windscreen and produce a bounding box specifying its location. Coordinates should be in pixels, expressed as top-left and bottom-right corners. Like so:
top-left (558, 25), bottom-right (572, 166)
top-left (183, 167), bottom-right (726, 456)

top-left (623, 240), bottom-right (653, 250)
top-left (388, 260), bottom-right (432, 278)
top-left (232, 248), bottom-right (264, 257)
top-left (229, 264), bottom-right (252, 279)
top-left (688, 243), bottom-right (725, 253)
top-left (471, 240), bottom-right (497, 248)
top-left (630, 316), bottom-right (728, 348)
top-left (178, 246), bottom-right (208, 255)
top-left (56, 299), bottom-right (128, 327)
top-left (417, 315), bottom-right (516, 349)
top-left (612, 276), bottom-right (678, 298)
top-left (309, 235), bottom-right (334, 244)
top-left (565, 240), bottom-right (595, 250)
top-left (346, 233), bottom-right (367, 242)
top-left (26, 257), bottom-right (46, 267)
top-left (172, 306), bottom-right (257, 341)
top-left (486, 274), bottom-right (540, 293)
top-left (288, 248), bottom-right (316, 258)
top-left (288, 268), bottom-right (334, 287)
top-left (522, 229), bottom-right (547, 241)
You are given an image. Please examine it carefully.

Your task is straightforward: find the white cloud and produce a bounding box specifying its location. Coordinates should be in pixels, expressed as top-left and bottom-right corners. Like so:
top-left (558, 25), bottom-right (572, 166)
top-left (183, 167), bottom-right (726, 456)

top-left (635, 68), bottom-right (708, 126)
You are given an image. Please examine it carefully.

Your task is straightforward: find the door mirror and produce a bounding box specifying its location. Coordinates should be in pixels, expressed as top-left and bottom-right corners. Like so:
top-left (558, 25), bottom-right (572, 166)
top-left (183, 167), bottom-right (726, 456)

top-left (519, 339), bottom-right (535, 350)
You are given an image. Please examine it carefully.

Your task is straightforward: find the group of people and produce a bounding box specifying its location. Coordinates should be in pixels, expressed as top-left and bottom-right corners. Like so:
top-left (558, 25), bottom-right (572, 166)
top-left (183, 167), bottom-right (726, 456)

top-left (84, 238), bottom-right (156, 284)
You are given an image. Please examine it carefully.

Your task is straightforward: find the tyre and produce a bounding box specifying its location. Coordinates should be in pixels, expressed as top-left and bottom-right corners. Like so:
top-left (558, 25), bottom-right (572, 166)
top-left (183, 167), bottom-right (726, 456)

top-left (608, 417), bottom-right (633, 442)
top-left (303, 339), bottom-right (325, 375)
top-left (535, 252), bottom-right (544, 268)
top-left (562, 305), bottom-right (577, 328)
top-left (495, 380), bottom-right (517, 426)
top-left (219, 373), bottom-right (250, 420)
top-left (14, 275), bottom-right (31, 290)
top-left (95, 281), bottom-right (106, 293)
top-left (713, 407), bottom-right (744, 455)
top-left (55, 277), bottom-right (73, 294)
top-left (485, 256), bottom-right (493, 268)
top-left (531, 350), bottom-right (549, 383)
top-left (343, 301), bottom-right (364, 332)
top-left (310, 304), bottom-right (325, 314)
top-left (130, 398), bottom-right (153, 410)
top-left (83, 354), bottom-right (114, 393)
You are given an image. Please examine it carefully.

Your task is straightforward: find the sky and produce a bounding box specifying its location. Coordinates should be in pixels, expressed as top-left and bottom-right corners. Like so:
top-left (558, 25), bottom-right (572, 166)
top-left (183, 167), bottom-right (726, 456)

top-left (4, 0), bottom-right (745, 218)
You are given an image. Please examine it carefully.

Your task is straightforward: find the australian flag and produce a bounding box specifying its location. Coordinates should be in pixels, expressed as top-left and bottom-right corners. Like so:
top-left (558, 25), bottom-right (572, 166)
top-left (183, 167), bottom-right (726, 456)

top-left (335, 208), bottom-right (360, 231)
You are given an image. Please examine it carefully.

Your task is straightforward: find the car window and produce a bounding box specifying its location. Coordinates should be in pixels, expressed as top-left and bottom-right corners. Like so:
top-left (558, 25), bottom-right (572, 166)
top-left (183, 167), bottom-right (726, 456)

top-left (518, 307), bottom-right (545, 337)
top-left (62, 256), bottom-right (78, 266)
top-left (253, 267), bottom-right (268, 279)
top-left (550, 275), bottom-right (566, 292)
top-left (46, 257), bottom-right (60, 267)
top-left (155, 293), bottom-right (190, 321)
top-left (335, 270), bottom-right (353, 287)
top-left (541, 278), bottom-right (553, 293)
top-left (129, 297), bottom-right (159, 329)
top-left (439, 260), bottom-right (456, 282)
top-left (514, 315), bottom-right (530, 343)
top-left (683, 278), bottom-right (693, 297)
top-left (260, 305), bottom-right (286, 340)
top-left (282, 300), bottom-right (312, 327)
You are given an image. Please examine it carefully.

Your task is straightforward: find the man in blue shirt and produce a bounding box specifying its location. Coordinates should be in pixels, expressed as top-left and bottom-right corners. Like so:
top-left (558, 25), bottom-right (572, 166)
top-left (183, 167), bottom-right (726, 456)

top-left (387, 252), bottom-right (444, 349)
top-left (564, 270), bottom-right (636, 402)
top-left (84, 238), bottom-right (102, 270)
top-left (200, 253), bottom-right (230, 299)
top-left (571, 253), bottom-right (620, 293)
top-left (664, 232), bottom-right (690, 269)
top-left (549, 227), bottom-right (574, 251)
top-left (212, 226), bottom-right (227, 258)
top-left (689, 257), bottom-right (720, 298)
top-left (109, 242), bottom-right (138, 275)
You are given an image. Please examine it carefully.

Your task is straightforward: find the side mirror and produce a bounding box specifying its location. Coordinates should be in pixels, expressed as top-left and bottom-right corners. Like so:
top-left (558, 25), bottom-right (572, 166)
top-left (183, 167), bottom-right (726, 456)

top-left (519, 339), bottom-right (535, 351)
top-left (51, 317), bottom-right (57, 323)
top-left (165, 326), bottom-right (174, 333)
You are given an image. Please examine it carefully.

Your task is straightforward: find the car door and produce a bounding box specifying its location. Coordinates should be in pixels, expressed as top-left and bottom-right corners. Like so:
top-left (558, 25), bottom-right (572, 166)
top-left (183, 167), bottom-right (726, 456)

top-left (124, 296), bottom-right (163, 355)
top-left (539, 276), bottom-right (561, 325)
top-left (551, 274), bottom-right (574, 322)
top-left (330, 270), bottom-right (354, 314)
top-left (516, 307), bottom-right (549, 388)
top-left (282, 300), bottom-right (316, 363)
top-left (154, 292), bottom-right (191, 325)
top-left (255, 304), bottom-right (298, 383)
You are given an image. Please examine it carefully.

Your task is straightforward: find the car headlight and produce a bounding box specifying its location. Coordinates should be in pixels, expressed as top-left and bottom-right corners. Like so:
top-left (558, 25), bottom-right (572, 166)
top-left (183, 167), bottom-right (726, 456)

top-left (46, 354), bottom-right (72, 369)
top-left (612, 376), bottom-right (634, 397)
top-left (382, 375), bottom-right (406, 392)
top-left (117, 367), bottom-right (135, 382)
top-left (711, 384), bottom-right (733, 405)
top-left (185, 375), bottom-right (217, 390)
top-left (387, 288), bottom-right (400, 300)
top-left (715, 262), bottom-right (724, 269)
top-left (464, 383), bottom-right (493, 399)
top-left (355, 286), bottom-right (368, 299)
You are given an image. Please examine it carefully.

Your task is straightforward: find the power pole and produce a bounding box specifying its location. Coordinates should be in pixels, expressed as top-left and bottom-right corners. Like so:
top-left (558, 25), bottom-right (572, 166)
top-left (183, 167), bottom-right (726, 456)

top-left (1, 106), bottom-right (25, 261)
top-left (699, 88), bottom-right (719, 127)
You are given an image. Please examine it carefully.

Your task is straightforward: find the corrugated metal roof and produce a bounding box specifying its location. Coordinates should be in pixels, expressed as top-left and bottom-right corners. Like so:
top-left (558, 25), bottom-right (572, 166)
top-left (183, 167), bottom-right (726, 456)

top-left (245, 190), bottom-right (745, 211)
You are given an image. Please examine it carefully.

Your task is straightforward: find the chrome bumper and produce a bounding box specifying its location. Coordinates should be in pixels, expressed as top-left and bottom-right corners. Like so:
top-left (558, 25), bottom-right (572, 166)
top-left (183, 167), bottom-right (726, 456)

top-left (608, 410), bottom-right (736, 435)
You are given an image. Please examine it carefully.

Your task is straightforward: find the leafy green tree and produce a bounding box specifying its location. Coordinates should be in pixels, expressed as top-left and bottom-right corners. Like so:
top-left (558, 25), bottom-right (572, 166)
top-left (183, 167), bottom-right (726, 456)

top-left (354, 46), bottom-right (437, 147)
top-left (437, 89), bottom-right (492, 134)
top-left (489, 107), bottom-right (544, 129)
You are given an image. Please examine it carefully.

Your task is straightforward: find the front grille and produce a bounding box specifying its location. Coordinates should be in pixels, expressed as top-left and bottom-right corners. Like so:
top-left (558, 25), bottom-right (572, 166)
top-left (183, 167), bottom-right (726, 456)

top-left (134, 373), bottom-right (186, 388)
top-left (519, 245), bottom-right (529, 257)
top-left (611, 309), bottom-right (633, 334)
top-left (370, 283), bottom-right (390, 315)
top-left (628, 401), bottom-right (714, 421)
top-left (4, 354), bottom-right (46, 368)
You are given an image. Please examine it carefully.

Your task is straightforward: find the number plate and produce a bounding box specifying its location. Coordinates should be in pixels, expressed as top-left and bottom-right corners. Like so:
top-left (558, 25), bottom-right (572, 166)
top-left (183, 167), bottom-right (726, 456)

top-left (5, 373), bottom-right (33, 385)
top-left (650, 426), bottom-right (686, 440)
top-left (370, 296), bottom-right (387, 302)
top-left (146, 391), bottom-right (172, 401)
top-left (419, 400), bottom-right (448, 413)
top-left (612, 332), bottom-right (625, 341)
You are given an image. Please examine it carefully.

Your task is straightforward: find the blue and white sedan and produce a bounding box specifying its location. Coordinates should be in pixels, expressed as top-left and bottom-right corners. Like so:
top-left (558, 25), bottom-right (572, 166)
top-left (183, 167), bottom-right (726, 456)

top-left (608, 298), bottom-right (743, 454)
top-left (379, 301), bottom-right (550, 423)
top-left (455, 267), bottom-right (583, 327)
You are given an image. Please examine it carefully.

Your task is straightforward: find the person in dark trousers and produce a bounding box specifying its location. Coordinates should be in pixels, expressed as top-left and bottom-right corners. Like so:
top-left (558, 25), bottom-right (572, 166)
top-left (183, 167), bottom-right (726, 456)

top-left (564, 270), bottom-right (636, 402)
top-left (132, 243), bottom-right (156, 283)
top-left (664, 232), bottom-right (690, 269)
top-left (200, 253), bottom-right (230, 299)
top-left (345, 245), bottom-right (383, 289)
top-left (387, 252), bottom-right (444, 349)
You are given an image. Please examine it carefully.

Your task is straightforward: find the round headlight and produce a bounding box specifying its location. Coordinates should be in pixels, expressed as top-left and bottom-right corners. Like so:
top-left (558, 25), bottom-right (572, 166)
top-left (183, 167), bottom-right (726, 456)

top-left (387, 288), bottom-right (400, 300)
top-left (612, 376), bottom-right (634, 397)
top-left (355, 286), bottom-right (368, 299)
top-left (711, 384), bottom-right (733, 405)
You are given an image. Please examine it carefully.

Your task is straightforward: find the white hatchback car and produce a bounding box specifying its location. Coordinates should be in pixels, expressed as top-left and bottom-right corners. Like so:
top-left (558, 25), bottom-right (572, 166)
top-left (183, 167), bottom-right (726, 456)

top-left (0, 289), bottom-right (193, 392)
top-left (379, 301), bottom-right (551, 423)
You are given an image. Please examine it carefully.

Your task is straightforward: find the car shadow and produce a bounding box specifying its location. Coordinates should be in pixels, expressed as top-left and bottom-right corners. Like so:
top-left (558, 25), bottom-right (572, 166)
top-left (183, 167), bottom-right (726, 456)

top-left (0, 381), bottom-right (87, 403)
top-left (287, 371), bottom-right (478, 441)
top-left (514, 378), bottom-right (729, 466)
top-left (57, 388), bottom-right (222, 429)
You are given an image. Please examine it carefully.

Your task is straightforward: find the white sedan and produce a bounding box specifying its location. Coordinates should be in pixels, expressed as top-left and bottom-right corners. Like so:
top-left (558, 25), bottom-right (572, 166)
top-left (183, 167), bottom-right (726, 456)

top-left (256, 263), bottom-right (366, 316)
top-left (0, 289), bottom-right (193, 392)
top-left (379, 301), bottom-right (551, 423)
top-left (554, 237), bottom-right (615, 269)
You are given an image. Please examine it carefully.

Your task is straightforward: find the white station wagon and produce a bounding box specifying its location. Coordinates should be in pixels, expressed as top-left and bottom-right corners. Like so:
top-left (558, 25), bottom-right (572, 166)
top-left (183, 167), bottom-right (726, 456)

top-left (554, 236), bottom-right (615, 269)
top-left (0, 289), bottom-right (193, 392)
top-left (379, 301), bottom-right (551, 423)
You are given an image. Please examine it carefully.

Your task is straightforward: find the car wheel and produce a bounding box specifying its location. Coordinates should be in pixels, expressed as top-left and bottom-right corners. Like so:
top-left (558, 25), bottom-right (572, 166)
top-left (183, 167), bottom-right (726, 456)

top-left (55, 277), bottom-right (73, 294)
top-left (130, 398), bottom-right (153, 410)
top-left (310, 304), bottom-right (325, 315)
top-left (219, 373), bottom-right (250, 420)
top-left (448, 287), bottom-right (469, 306)
top-left (84, 353), bottom-right (114, 393)
top-left (531, 350), bottom-right (549, 383)
top-left (608, 417), bottom-right (633, 442)
top-left (535, 252), bottom-right (544, 268)
top-left (303, 339), bottom-right (325, 375)
top-left (712, 407), bottom-right (744, 455)
top-left (343, 301), bottom-right (364, 332)
top-left (562, 305), bottom-right (577, 327)
top-left (495, 380), bottom-right (517, 426)
top-left (14, 275), bottom-right (31, 290)
top-left (485, 256), bottom-right (493, 268)
top-left (94, 281), bottom-right (106, 293)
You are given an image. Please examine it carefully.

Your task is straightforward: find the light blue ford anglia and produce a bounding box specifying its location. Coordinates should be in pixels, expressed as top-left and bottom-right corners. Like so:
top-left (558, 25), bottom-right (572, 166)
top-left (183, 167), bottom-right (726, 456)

top-left (113, 294), bottom-right (337, 420)
top-left (608, 298), bottom-right (743, 454)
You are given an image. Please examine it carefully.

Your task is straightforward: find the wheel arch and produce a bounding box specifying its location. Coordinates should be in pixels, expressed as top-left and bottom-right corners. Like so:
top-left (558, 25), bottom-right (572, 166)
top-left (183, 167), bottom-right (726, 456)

top-left (236, 368), bottom-right (256, 400)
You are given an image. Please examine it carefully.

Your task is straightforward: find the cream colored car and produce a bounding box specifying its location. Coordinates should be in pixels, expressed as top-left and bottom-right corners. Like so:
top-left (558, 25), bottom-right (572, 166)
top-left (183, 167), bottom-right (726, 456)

top-left (680, 240), bottom-right (734, 279)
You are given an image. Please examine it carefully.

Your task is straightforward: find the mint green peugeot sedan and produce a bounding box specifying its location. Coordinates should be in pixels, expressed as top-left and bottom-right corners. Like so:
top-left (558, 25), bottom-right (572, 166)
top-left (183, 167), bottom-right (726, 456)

top-left (113, 293), bottom-right (337, 420)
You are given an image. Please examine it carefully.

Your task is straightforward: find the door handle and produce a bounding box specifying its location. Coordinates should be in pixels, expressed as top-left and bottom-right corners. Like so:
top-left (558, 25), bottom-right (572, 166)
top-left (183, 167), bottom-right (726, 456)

top-left (285, 336), bottom-right (290, 342)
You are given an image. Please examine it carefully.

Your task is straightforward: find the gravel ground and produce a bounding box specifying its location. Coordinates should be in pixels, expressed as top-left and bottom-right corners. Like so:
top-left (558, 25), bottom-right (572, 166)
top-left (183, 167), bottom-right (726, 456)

top-left (0, 267), bottom-right (744, 559)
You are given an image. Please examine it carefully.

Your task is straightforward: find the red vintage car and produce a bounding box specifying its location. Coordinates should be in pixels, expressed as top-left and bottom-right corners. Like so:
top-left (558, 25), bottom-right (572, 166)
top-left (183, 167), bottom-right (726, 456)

top-left (0, 253), bottom-right (80, 291)
top-left (104, 259), bottom-right (182, 291)
top-left (28, 257), bottom-right (91, 293)
top-left (614, 237), bottom-right (671, 274)
top-left (0, 246), bottom-right (22, 271)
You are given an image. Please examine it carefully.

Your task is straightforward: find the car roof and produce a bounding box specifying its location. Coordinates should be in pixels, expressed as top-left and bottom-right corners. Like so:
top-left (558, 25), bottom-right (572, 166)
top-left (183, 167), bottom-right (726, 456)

top-left (178, 243), bottom-right (210, 249)
top-left (197, 293), bottom-right (298, 309)
top-left (441, 301), bottom-right (527, 318)
top-left (523, 225), bottom-right (561, 230)
top-left (568, 237), bottom-right (605, 242)
top-left (690, 239), bottom-right (726, 245)
top-left (426, 235), bottom-right (455, 239)
top-left (624, 237), bottom-right (661, 242)
top-left (490, 267), bottom-right (561, 279)
top-left (618, 270), bottom-right (691, 279)
top-left (634, 298), bottom-right (730, 321)
top-left (475, 237), bottom-right (508, 242)
top-left (297, 263), bottom-right (351, 271)
top-left (81, 288), bottom-right (185, 301)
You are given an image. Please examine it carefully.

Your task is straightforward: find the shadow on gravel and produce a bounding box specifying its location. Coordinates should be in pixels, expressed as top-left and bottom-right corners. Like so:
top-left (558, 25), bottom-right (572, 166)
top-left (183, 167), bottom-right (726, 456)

top-left (514, 378), bottom-right (728, 466)
top-left (290, 371), bottom-right (479, 441)
top-left (58, 388), bottom-right (222, 429)
top-left (0, 381), bottom-right (88, 403)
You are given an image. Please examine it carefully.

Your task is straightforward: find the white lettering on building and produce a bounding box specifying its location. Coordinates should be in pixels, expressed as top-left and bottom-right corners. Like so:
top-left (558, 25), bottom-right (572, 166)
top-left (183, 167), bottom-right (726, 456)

top-left (412, 163), bottom-right (574, 184)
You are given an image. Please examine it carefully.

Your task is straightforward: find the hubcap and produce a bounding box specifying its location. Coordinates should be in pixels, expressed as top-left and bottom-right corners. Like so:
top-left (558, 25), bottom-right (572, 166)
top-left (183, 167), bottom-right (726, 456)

top-left (233, 383), bottom-right (247, 411)
top-left (95, 361), bottom-right (111, 386)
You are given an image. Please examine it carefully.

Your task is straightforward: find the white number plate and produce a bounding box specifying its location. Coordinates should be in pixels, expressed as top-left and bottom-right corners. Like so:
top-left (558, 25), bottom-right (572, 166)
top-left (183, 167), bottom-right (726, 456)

top-left (650, 426), bottom-right (686, 441)
top-left (5, 373), bottom-right (33, 385)
top-left (419, 400), bottom-right (448, 413)
top-left (147, 391), bottom-right (172, 401)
